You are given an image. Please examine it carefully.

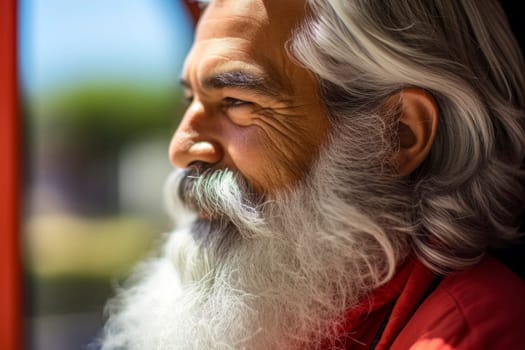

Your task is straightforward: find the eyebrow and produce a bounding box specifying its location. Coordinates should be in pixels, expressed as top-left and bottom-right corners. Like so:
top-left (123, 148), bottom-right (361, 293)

top-left (180, 71), bottom-right (283, 98)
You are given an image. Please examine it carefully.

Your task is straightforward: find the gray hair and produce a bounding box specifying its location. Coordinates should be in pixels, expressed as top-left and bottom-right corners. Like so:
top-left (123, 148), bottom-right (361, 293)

top-left (290, 0), bottom-right (525, 273)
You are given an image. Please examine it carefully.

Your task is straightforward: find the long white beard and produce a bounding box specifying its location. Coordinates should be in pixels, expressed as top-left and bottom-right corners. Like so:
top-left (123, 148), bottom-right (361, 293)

top-left (99, 116), bottom-right (412, 349)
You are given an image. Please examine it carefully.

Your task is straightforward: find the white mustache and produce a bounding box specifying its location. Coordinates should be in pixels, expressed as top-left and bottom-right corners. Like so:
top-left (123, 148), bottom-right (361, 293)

top-left (164, 165), bottom-right (265, 236)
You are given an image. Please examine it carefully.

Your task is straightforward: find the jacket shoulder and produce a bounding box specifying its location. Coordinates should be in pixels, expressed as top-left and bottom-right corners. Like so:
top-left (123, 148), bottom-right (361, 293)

top-left (391, 256), bottom-right (525, 350)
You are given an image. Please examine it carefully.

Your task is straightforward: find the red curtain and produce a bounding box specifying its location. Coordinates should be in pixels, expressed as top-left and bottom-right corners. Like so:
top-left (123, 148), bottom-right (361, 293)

top-left (0, 0), bottom-right (22, 349)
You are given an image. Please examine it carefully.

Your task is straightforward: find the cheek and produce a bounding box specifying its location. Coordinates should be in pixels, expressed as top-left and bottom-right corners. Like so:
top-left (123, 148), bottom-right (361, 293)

top-left (225, 123), bottom-right (321, 194)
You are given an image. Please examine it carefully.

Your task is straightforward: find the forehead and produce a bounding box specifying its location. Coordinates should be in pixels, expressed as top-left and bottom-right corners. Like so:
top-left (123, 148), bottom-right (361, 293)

top-left (183, 0), bottom-right (308, 89)
top-left (195, 0), bottom-right (307, 43)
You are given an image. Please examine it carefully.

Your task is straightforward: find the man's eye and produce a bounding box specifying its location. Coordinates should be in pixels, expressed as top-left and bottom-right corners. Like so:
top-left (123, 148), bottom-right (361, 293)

top-left (223, 97), bottom-right (250, 108)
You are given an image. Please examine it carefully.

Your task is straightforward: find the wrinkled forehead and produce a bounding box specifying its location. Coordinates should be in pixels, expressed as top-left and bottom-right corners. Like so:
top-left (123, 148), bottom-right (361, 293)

top-left (195, 0), bottom-right (307, 45)
top-left (184, 0), bottom-right (311, 94)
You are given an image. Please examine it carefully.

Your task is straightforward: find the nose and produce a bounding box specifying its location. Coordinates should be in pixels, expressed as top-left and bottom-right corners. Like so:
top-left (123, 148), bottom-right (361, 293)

top-left (169, 102), bottom-right (224, 169)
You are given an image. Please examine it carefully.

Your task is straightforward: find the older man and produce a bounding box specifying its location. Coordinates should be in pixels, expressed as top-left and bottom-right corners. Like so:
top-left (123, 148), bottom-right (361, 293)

top-left (100, 0), bottom-right (525, 349)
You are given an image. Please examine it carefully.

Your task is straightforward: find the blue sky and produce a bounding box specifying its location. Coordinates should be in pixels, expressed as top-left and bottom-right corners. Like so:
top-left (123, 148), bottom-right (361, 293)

top-left (19, 0), bottom-right (194, 94)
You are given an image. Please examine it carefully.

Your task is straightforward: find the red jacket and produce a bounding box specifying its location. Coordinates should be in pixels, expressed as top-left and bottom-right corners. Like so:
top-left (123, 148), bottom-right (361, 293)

top-left (325, 255), bottom-right (525, 349)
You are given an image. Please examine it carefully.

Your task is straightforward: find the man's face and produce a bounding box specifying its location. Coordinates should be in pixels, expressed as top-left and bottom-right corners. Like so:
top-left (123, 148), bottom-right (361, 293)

top-left (103, 4), bottom-right (418, 348)
top-left (170, 0), bottom-right (329, 195)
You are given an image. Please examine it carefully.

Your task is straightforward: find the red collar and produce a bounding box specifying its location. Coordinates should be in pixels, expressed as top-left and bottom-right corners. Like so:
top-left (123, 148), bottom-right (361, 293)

top-left (322, 257), bottom-right (437, 349)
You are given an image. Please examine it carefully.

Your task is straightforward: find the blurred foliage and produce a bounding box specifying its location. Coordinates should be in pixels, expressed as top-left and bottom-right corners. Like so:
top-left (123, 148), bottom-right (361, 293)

top-left (24, 214), bottom-right (168, 316)
top-left (24, 81), bottom-right (183, 320)
top-left (25, 214), bottom-right (166, 278)
top-left (30, 82), bottom-right (184, 152)
top-left (26, 275), bottom-right (113, 315)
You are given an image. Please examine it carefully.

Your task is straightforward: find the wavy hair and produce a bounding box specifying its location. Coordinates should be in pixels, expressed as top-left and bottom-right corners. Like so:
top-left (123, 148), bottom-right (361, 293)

top-left (290, 0), bottom-right (525, 273)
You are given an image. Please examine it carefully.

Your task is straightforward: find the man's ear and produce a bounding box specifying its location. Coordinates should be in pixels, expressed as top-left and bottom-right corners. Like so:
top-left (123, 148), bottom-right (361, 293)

top-left (395, 88), bottom-right (438, 176)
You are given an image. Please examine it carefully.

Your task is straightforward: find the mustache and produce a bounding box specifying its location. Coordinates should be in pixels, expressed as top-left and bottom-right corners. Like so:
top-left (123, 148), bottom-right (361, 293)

top-left (177, 162), bottom-right (210, 213)
top-left (177, 162), bottom-right (263, 222)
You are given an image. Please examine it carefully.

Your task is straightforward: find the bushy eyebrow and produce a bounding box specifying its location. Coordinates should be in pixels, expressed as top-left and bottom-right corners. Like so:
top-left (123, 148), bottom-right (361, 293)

top-left (180, 70), bottom-right (283, 98)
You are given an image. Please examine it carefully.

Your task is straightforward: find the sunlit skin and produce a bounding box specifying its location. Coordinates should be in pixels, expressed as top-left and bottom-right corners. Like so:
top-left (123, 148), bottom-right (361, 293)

top-left (169, 0), bottom-right (329, 195)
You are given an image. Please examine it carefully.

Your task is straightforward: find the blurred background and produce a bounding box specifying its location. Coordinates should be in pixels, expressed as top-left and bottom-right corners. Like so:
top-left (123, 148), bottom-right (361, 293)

top-left (18, 0), bottom-right (194, 348)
